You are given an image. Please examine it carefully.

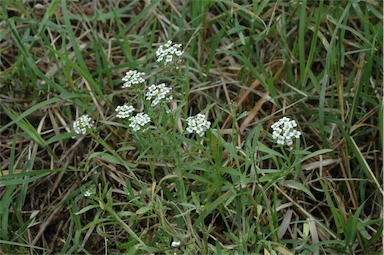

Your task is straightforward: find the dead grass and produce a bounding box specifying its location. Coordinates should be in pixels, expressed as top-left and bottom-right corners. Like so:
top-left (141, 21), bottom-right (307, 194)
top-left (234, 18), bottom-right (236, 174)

top-left (0, 0), bottom-right (383, 254)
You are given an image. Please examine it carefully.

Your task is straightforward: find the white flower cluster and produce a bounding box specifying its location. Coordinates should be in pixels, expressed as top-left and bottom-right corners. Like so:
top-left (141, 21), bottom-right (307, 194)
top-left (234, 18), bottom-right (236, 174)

top-left (73, 114), bottom-right (94, 135)
top-left (186, 113), bottom-right (211, 137)
top-left (156, 40), bottom-right (184, 64)
top-left (271, 117), bottom-right (301, 146)
top-left (122, 70), bottom-right (145, 88)
top-left (115, 104), bottom-right (135, 118)
top-left (145, 83), bottom-right (173, 106)
top-left (84, 187), bottom-right (95, 197)
top-left (171, 241), bottom-right (180, 247)
top-left (129, 113), bottom-right (151, 132)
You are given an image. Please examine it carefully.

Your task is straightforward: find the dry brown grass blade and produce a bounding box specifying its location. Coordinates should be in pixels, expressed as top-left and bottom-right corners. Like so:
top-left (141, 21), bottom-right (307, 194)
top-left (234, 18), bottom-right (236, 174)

top-left (275, 184), bottom-right (336, 240)
top-left (222, 77), bottom-right (262, 129)
top-left (278, 209), bottom-right (293, 239)
top-left (236, 78), bottom-right (263, 107)
top-left (0, 169), bottom-right (22, 176)
top-left (84, 79), bottom-right (105, 120)
top-left (32, 204), bottom-right (61, 246)
top-left (239, 95), bottom-right (268, 134)
top-left (32, 179), bottom-right (81, 245)
top-left (49, 220), bottom-right (64, 251)
top-left (302, 158), bottom-right (341, 171)
top-left (308, 215), bottom-right (320, 255)
top-left (165, 0), bottom-right (182, 18)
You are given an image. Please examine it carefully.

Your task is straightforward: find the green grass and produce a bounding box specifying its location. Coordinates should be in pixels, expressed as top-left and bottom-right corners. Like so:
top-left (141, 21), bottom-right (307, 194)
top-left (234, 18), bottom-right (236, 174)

top-left (0, 0), bottom-right (382, 254)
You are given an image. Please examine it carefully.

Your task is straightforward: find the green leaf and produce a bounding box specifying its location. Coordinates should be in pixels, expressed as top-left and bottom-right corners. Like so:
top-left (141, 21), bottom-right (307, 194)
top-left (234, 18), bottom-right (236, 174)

top-left (0, 170), bottom-right (55, 186)
top-left (199, 190), bottom-right (233, 222)
top-left (46, 132), bottom-right (76, 145)
top-left (301, 149), bottom-right (333, 162)
top-left (75, 205), bottom-right (99, 215)
top-left (136, 207), bottom-right (152, 215)
top-left (256, 141), bottom-right (284, 158)
top-left (0, 98), bottom-right (60, 133)
top-left (281, 180), bottom-right (317, 201)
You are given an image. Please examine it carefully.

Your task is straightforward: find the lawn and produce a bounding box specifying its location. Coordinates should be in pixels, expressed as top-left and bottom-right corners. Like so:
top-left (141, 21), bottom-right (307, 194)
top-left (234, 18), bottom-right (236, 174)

top-left (0, 0), bottom-right (382, 254)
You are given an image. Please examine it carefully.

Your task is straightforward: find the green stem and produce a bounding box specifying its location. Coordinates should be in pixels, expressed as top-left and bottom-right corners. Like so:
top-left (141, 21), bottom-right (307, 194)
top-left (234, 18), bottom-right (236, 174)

top-left (101, 201), bottom-right (146, 246)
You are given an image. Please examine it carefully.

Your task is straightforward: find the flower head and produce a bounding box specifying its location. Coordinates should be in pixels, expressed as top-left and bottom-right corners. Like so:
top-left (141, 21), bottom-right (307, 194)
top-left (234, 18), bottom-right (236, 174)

top-left (271, 117), bottom-right (301, 146)
top-left (84, 187), bottom-right (96, 197)
top-left (186, 113), bottom-right (211, 137)
top-left (129, 113), bottom-right (151, 132)
top-left (156, 40), bottom-right (184, 64)
top-left (122, 70), bottom-right (145, 88)
top-left (171, 241), bottom-right (180, 247)
top-left (115, 104), bottom-right (135, 119)
top-left (145, 83), bottom-right (173, 106)
top-left (73, 114), bottom-right (94, 135)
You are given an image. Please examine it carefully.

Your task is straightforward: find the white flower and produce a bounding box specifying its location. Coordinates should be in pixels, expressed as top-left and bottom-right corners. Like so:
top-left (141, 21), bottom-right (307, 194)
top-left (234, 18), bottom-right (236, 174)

top-left (171, 241), bottom-right (180, 247)
top-left (122, 70), bottom-right (145, 88)
top-left (156, 40), bottom-right (184, 64)
top-left (271, 117), bottom-right (301, 146)
top-left (84, 186), bottom-right (96, 197)
top-left (115, 104), bottom-right (135, 118)
top-left (73, 114), bottom-right (94, 135)
top-left (145, 83), bottom-right (172, 106)
top-left (129, 113), bottom-right (151, 132)
top-left (186, 113), bottom-right (211, 137)
top-left (84, 190), bottom-right (92, 197)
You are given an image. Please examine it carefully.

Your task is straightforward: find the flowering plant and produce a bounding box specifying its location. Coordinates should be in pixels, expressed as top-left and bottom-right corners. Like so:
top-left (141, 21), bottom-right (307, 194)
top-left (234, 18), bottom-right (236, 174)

top-left (146, 83), bottom-right (173, 106)
top-left (271, 117), bottom-right (301, 146)
top-left (129, 113), bottom-right (151, 132)
top-left (115, 104), bottom-right (135, 119)
top-left (73, 114), bottom-right (94, 135)
top-left (156, 40), bottom-right (184, 64)
top-left (186, 113), bottom-right (211, 137)
top-left (122, 70), bottom-right (145, 88)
